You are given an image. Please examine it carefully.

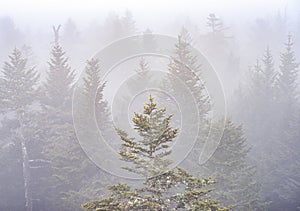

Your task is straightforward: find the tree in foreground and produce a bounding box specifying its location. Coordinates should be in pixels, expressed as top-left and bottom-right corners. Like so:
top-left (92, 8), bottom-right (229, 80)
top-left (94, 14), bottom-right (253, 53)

top-left (83, 96), bottom-right (230, 210)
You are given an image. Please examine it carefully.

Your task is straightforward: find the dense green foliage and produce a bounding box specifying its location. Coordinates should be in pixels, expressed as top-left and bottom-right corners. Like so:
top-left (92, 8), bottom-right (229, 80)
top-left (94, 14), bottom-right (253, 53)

top-left (83, 97), bottom-right (230, 211)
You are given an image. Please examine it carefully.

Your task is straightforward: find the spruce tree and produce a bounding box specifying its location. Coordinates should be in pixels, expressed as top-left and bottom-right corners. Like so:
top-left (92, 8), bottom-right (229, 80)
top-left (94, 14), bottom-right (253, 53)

top-left (43, 25), bottom-right (75, 111)
top-left (206, 13), bottom-right (224, 34)
top-left (276, 34), bottom-right (299, 128)
top-left (60, 58), bottom-right (119, 209)
top-left (83, 96), bottom-right (230, 211)
top-left (233, 38), bottom-right (300, 209)
top-left (200, 120), bottom-right (264, 210)
top-left (121, 10), bottom-right (136, 36)
top-left (0, 48), bottom-right (39, 211)
top-left (205, 13), bottom-right (230, 47)
top-left (164, 28), bottom-right (210, 174)
top-left (82, 58), bottom-right (111, 132)
top-left (261, 47), bottom-right (277, 101)
top-left (166, 28), bottom-right (210, 122)
top-left (125, 57), bottom-right (153, 97)
top-left (270, 35), bottom-right (300, 209)
top-left (34, 26), bottom-right (99, 211)
top-left (113, 57), bottom-right (156, 136)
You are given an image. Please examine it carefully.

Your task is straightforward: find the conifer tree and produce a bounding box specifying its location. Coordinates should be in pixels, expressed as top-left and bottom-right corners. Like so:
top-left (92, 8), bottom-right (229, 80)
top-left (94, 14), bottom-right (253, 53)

top-left (82, 58), bottom-right (111, 132)
top-left (270, 35), bottom-right (300, 209)
top-left (58, 58), bottom-right (120, 210)
top-left (276, 35), bottom-right (299, 128)
top-left (43, 25), bottom-right (75, 111)
top-left (126, 57), bottom-right (153, 96)
top-left (113, 57), bottom-right (155, 135)
top-left (34, 26), bottom-right (100, 211)
top-left (261, 47), bottom-right (277, 101)
top-left (206, 13), bottom-right (224, 34)
top-left (166, 28), bottom-right (210, 121)
top-left (205, 13), bottom-right (230, 44)
top-left (0, 48), bottom-right (39, 211)
top-left (200, 120), bottom-right (264, 210)
top-left (83, 96), bottom-right (230, 211)
top-left (164, 28), bottom-right (210, 174)
top-left (233, 38), bottom-right (300, 209)
top-left (121, 10), bottom-right (136, 36)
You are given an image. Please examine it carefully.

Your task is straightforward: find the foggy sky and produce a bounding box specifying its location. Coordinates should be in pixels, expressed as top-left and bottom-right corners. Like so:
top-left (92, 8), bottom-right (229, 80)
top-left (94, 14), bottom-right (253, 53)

top-left (1, 0), bottom-right (299, 32)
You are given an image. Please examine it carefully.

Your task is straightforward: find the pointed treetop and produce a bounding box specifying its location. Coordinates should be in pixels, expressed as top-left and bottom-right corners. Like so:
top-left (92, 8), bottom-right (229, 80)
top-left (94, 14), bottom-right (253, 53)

top-left (52, 25), bottom-right (61, 46)
top-left (180, 26), bottom-right (192, 44)
top-left (206, 13), bottom-right (223, 33)
top-left (143, 95), bottom-right (157, 115)
top-left (285, 33), bottom-right (293, 53)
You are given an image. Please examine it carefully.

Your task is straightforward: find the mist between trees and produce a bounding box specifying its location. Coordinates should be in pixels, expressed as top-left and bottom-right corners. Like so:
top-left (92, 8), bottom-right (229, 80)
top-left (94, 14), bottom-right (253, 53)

top-left (0, 8), bottom-right (299, 211)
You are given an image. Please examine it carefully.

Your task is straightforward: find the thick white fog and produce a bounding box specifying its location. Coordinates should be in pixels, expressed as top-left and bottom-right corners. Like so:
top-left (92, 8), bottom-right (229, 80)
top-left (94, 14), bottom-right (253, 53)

top-left (0, 0), bottom-right (300, 211)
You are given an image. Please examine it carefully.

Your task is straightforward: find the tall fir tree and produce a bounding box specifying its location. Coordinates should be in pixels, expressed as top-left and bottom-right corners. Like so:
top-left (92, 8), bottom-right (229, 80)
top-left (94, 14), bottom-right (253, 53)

top-left (270, 35), bottom-right (300, 209)
top-left (0, 48), bottom-right (39, 211)
top-left (125, 57), bottom-right (153, 97)
top-left (165, 28), bottom-right (210, 123)
top-left (204, 13), bottom-right (230, 51)
top-left (233, 37), bottom-right (300, 210)
top-left (261, 47), bottom-right (277, 102)
top-left (83, 96), bottom-right (230, 210)
top-left (163, 28), bottom-right (211, 175)
top-left (200, 120), bottom-right (264, 210)
top-left (165, 29), bottom-right (264, 210)
top-left (113, 57), bottom-right (156, 136)
top-left (276, 35), bottom-right (299, 130)
top-left (206, 13), bottom-right (224, 34)
top-left (33, 26), bottom-right (102, 211)
top-left (82, 58), bottom-right (111, 132)
top-left (61, 58), bottom-right (119, 209)
top-left (43, 25), bottom-right (75, 111)
top-left (121, 10), bottom-right (136, 36)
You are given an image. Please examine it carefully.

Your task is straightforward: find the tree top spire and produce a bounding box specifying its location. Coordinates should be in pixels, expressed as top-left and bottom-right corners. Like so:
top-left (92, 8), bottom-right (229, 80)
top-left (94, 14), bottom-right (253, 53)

top-left (52, 25), bottom-right (61, 46)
